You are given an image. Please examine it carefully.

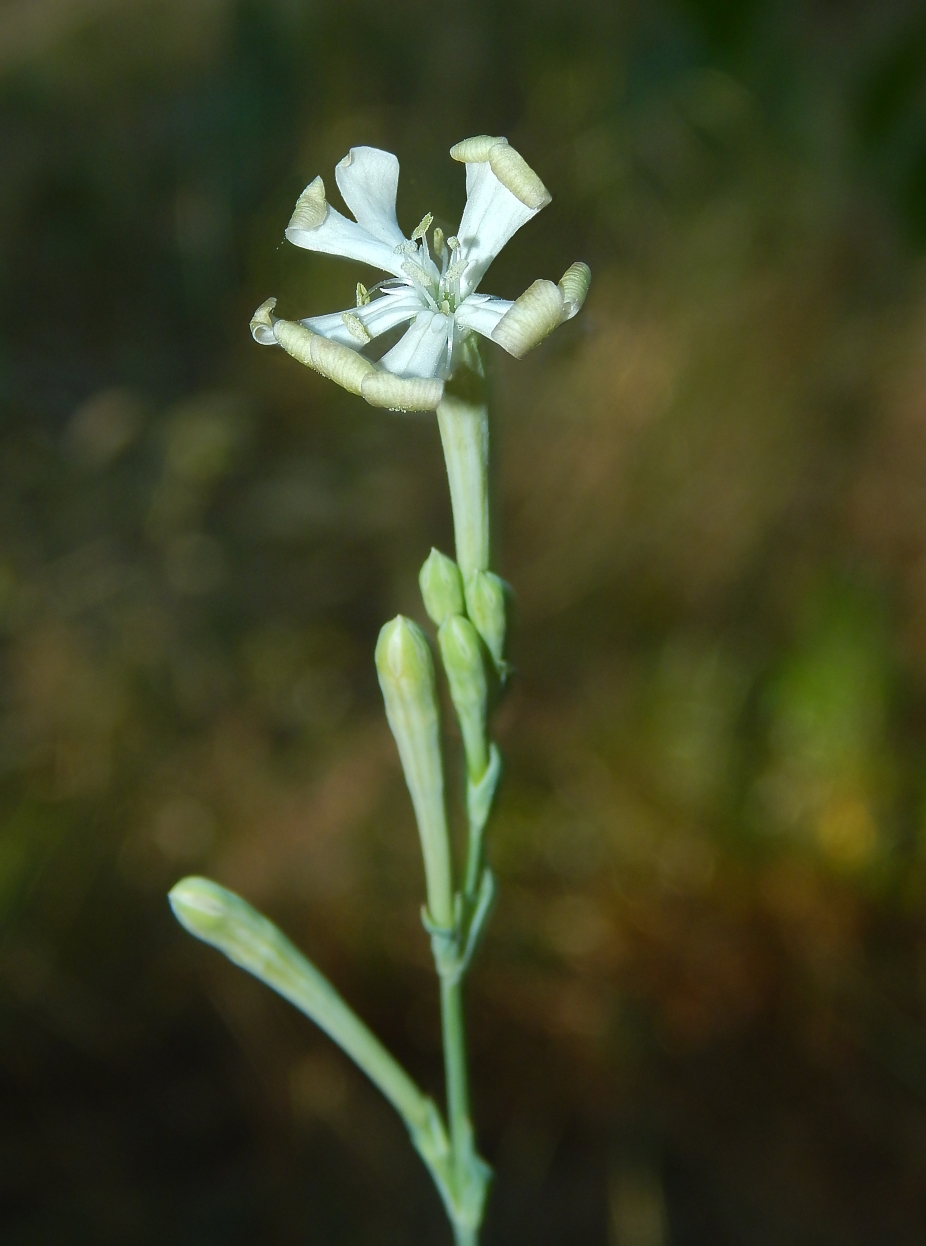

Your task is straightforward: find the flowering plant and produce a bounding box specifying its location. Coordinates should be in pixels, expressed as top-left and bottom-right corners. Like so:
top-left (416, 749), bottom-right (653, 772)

top-left (169, 136), bottom-right (589, 1246)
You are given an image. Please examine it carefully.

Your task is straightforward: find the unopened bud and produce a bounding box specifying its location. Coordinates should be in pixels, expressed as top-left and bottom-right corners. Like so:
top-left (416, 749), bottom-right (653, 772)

top-left (375, 617), bottom-right (453, 927)
top-left (438, 614), bottom-right (489, 780)
top-left (420, 548), bottom-right (465, 625)
top-left (465, 571), bottom-right (507, 674)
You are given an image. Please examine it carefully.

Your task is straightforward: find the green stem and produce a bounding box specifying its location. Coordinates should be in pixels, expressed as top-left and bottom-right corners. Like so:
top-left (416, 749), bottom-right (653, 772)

top-left (441, 973), bottom-right (471, 1171)
top-left (441, 972), bottom-right (479, 1246)
top-left (436, 393), bottom-right (490, 580)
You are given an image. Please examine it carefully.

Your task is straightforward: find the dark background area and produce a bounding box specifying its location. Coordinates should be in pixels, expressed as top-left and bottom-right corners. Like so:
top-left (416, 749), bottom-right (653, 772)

top-left (4, 0), bottom-right (926, 1241)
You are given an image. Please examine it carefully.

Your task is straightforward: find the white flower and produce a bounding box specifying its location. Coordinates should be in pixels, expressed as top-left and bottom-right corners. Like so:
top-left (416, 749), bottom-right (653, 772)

top-left (250, 136), bottom-right (590, 412)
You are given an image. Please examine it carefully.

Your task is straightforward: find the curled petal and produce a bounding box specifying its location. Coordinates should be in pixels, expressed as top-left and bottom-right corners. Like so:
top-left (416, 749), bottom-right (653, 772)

top-left (250, 296), bottom-right (279, 345)
top-left (286, 197), bottom-right (409, 278)
top-left (361, 372), bottom-right (444, 412)
top-left (451, 136), bottom-right (550, 210)
top-left (453, 293), bottom-right (513, 340)
top-left (454, 161), bottom-right (543, 298)
top-left (558, 262), bottom-right (591, 319)
top-left (288, 177), bottom-right (328, 231)
top-left (272, 319), bottom-right (376, 395)
top-left (335, 147), bottom-right (406, 248)
top-left (379, 312), bottom-right (451, 380)
top-left (450, 135), bottom-right (506, 163)
top-left (491, 279), bottom-right (565, 358)
top-left (300, 288), bottom-right (423, 347)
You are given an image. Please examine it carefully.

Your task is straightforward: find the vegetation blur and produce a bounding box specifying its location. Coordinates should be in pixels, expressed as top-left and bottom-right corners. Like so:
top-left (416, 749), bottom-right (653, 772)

top-left (5, 0), bottom-right (926, 1241)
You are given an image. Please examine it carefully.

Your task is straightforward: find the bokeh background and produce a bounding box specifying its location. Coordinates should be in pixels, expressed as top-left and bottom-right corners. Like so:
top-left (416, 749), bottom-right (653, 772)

top-left (4, 0), bottom-right (926, 1241)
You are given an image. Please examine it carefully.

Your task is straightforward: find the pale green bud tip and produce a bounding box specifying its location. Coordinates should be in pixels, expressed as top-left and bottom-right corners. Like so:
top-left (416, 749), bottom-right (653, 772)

top-left (250, 297), bottom-right (278, 345)
top-left (375, 615), bottom-right (435, 690)
top-left (465, 571), bottom-right (507, 670)
top-left (169, 876), bottom-right (233, 939)
top-left (559, 262), bottom-right (591, 319)
top-left (286, 176), bottom-right (328, 234)
top-left (438, 614), bottom-right (484, 680)
top-left (450, 135), bottom-right (551, 211)
top-left (492, 279), bottom-right (564, 358)
top-left (420, 548), bottom-right (465, 625)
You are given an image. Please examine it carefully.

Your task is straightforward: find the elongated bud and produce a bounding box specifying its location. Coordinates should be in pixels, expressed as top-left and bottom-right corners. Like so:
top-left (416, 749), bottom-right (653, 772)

top-left (420, 548), bottom-right (465, 625)
top-left (375, 617), bottom-right (453, 927)
top-left (465, 571), bottom-right (507, 674)
top-left (438, 614), bottom-right (489, 781)
top-left (168, 877), bottom-right (440, 1137)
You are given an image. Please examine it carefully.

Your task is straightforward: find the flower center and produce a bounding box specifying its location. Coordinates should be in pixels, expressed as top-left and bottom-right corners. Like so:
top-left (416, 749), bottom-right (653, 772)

top-left (394, 213), bottom-right (469, 316)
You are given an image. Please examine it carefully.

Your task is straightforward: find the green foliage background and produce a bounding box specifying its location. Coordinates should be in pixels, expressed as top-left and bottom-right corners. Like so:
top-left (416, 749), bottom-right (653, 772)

top-left (3, 0), bottom-right (926, 1242)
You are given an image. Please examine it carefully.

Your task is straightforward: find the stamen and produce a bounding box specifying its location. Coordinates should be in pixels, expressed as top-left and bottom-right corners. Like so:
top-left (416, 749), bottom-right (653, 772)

top-left (402, 259), bottom-right (434, 288)
top-left (356, 282), bottom-right (371, 307)
top-left (411, 212), bottom-right (434, 242)
top-left (443, 258), bottom-right (468, 284)
top-left (447, 236), bottom-right (460, 251)
top-left (341, 311), bottom-right (372, 344)
top-left (433, 226), bottom-right (444, 255)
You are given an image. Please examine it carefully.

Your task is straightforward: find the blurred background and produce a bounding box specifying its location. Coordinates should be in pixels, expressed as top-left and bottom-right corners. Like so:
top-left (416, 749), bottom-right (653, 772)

top-left (4, 0), bottom-right (926, 1241)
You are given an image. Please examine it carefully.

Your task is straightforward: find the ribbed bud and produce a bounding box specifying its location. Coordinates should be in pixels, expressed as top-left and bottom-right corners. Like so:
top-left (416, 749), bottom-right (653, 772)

top-left (361, 372), bottom-right (444, 412)
top-left (250, 297), bottom-right (278, 345)
top-left (464, 571), bottom-right (507, 674)
top-left (419, 548), bottom-right (465, 625)
top-left (558, 262), bottom-right (592, 319)
top-left (375, 617), bottom-right (453, 928)
top-left (438, 614), bottom-right (489, 781)
top-left (286, 176), bottom-right (328, 234)
top-left (492, 279), bottom-right (565, 358)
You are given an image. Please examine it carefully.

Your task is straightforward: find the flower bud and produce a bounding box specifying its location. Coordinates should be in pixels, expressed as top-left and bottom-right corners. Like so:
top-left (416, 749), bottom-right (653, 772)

top-left (438, 614), bottom-right (489, 781)
top-left (375, 617), bottom-right (453, 927)
top-left (465, 571), bottom-right (507, 674)
top-left (420, 548), bottom-right (465, 625)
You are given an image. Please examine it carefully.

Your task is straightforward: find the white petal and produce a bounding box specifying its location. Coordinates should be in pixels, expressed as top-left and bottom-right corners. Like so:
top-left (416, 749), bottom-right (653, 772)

top-left (286, 204), bottom-right (408, 279)
top-left (453, 293), bottom-right (514, 339)
top-left (379, 311), bottom-right (451, 379)
top-left (455, 162), bottom-right (541, 297)
top-left (300, 288), bottom-right (423, 346)
top-left (334, 147), bottom-right (406, 248)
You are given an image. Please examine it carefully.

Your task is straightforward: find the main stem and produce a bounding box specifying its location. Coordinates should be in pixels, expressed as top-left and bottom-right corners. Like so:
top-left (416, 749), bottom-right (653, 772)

top-left (441, 973), bottom-right (476, 1246)
top-left (435, 355), bottom-right (493, 1246)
